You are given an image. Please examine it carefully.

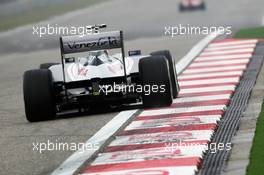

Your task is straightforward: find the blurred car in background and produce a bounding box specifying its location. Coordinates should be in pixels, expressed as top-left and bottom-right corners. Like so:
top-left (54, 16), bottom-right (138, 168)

top-left (179, 0), bottom-right (206, 11)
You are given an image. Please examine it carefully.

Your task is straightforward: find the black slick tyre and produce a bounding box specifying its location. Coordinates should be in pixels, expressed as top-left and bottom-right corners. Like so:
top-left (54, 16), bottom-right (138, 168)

top-left (23, 69), bottom-right (56, 122)
top-left (139, 56), bottom-right (173, 108)
top-left (150, 50), bottom-right (180, 98)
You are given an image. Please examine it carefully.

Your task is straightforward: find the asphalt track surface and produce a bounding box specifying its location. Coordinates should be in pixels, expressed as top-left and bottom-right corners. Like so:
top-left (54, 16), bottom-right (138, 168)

top-left (0, 0), bottom-right (264, 174)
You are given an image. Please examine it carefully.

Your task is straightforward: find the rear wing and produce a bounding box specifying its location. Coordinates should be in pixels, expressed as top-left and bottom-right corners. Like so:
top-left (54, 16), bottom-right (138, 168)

top-left (60, 31), bottom-right (123, 54)
top-left (59, 30), bottom-right (127, 87)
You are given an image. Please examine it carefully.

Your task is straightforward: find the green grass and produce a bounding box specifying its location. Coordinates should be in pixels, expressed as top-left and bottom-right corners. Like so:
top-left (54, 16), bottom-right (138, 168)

top-left (0, 0), bottom-right (106, 32)
top-left (246, 102), bottom-right (264, 175)
top-left (234, 27), bottom-right (264, 39)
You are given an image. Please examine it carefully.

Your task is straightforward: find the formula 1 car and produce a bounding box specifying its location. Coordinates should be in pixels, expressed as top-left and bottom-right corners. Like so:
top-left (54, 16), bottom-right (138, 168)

top-left (23, 25), bottom-right (180, 122)
top-left (179, 0), bottom-right (206, 11)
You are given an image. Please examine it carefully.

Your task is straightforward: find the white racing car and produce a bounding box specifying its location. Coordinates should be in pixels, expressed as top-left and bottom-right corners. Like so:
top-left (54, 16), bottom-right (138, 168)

top-left (23, 25), bottom-right (180, 122)
top-left (179, 0), bottom-right (206, 11)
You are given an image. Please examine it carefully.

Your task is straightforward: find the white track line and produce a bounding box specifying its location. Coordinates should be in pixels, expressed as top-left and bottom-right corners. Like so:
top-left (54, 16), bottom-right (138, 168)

top-left (179, 71), bottom-right (243, 79)
top-left (184, 65), bottom-right (246, 74)
top-left (204, 44), bottom-right (255, 51)
top-left (140, 105), bottom-right (226, 117)
top-left (173, 94), bottom-right (231, 103)
top-left (179, 78), bottom-right (240, 86)
top-left (190, 59), bottom-right (249, 67)
top-left (180, 86), bottom-right (236, 94)
top-left (195, 54), bottom-right (252, 61)
top-left (200, 48), bottom-right (254, 56)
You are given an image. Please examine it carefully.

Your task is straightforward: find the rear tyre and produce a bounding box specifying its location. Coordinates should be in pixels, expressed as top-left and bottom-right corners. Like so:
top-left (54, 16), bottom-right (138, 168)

top-left (139, 56), bottom-right (173, 108)
top-left (23, 69), bottom-right (56, 122)
top-left (40, 63), bottom-right (59, 69)
top-left (150, 50), bottom-right (179, 98)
